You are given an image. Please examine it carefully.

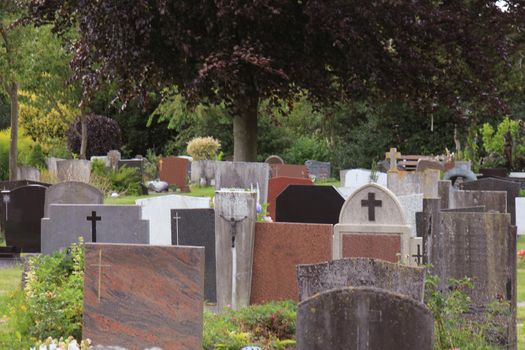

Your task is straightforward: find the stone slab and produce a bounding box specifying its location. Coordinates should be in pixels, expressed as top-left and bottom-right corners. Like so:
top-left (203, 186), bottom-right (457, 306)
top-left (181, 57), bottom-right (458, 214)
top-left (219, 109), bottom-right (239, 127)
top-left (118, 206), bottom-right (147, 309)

top-left (83, 243), bottom-right (204, 349)
top-left (416, 159), bottom-right (444, 173)
top-left (171, 208), bottom-right (216, 303)
top-left (344, 169), bottom-right (387, 189)
top-left (190, 160), bottom-right (217, 185)
top-left (275, 185), bottom-right (344, 224)
top-left (251, 222), bottom-right (332, 304)
top-left (296, 258), bottom-right (426, 302)
top-left (136, 195), bottom-right (210, 245)
top-left (16, 166), bottom-right (40, 181)
top-left (56, 160), bottom-right (91, 183)
top-left (44, 182), bottom-right (103, 217)
top-left (296, 287), bottom-right (434, 350)
top-left (439, 180), bottom-right (507, 213)
top-left (41, 204), bottom-right (149, 254)
top-left (267, 177), bottom-right (313, 220)
top-left (215, 161), bottom-right (270, 203)
top-left (270, 164), bottom-right (309, 179)
top-left (398, 193), bottom-right (424, 237)
top-left (387, 170), bottom-right (440, 198)
top-left (159, 156), bottom-right (190, 191)
top-left (517, 198), bottom-right (525, 235)
top-left (304, 160), bottom-right (331, 180)
top-left (342, 234), bottom-right (401, 263)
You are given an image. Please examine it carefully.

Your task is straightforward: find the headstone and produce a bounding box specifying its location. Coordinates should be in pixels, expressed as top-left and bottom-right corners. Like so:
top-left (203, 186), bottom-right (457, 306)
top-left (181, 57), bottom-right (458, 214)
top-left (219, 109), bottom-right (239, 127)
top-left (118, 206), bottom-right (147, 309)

top-left (16, 166), bottom-right (40, 181)
top-left (190, 160), bottom-right (217, 186)
top-left (296, 287), bottom-right (434, 350)
top-left (136, 195), bottom-right (210, 245)
top-left (480, 167), bottom-right (508, 178)
top-left (344, 169), bottom-right (387, 189)
top-left (214, 190), bottom-right (257, 310)
top-left (56, 160), bottom-right (91, 183)
top-left (439, 180), bottom-right (507, 213)
top-left (275, 185), bottom-right (345, 225)
top-left (46, 157), bottom-right (65, 177)
top-left (264, 155), bottom-right (284, 165)
top-left (2, 185), bottom-right (47, 253)
top-left (336, 186), bottom-right (357, 200)
top-left (270, 164), bottom-right (309, 179)
top-left (106, 150), bottom-right (121, 170)
top-left (171, 208), bottom-right (216, 303)
top-left (460, 177), bottom-right (520, 225)
top-left (305, 160), bottom-right (331, 180)
top-left (214, 161), bottom-right (270, 203)
top-left (385, 147), bottom-right (401, 171)
top-left (251, 222), bottom-right (332, 304)
top-left (397, 193), bottom-right (424, 237)
top-left (517, 198), bottom-right (525, 235)
top-left (296, 258), bottom-right (426, 302)
top-left (416, 159), bottom-right (444, 172)
top-left (339, 169), bottom-right (350, 187)
top-left (267, 177), bottom-right (313, 220)
top-left (159, 156), bottom-right (190, 192)
top-left (117, 159), bottom-right (145, 181)
top-left (0, 180), bottom-right (49, 191)
top-left (83, 243), bottom-right (204, 349)
top-left (387, 170), bottom-right (440, 198)
top-left (44, 182), bottom-right (103, 217)
top-left (333, 184), bottom-right (411, 264)
top-left (41, 204), bottom-right (149, 254)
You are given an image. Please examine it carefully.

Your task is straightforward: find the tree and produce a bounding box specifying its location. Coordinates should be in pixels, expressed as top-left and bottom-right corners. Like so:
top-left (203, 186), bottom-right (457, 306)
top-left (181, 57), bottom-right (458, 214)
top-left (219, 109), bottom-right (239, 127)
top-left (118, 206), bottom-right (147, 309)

top-left (24, 0), bottom-right (525, 161)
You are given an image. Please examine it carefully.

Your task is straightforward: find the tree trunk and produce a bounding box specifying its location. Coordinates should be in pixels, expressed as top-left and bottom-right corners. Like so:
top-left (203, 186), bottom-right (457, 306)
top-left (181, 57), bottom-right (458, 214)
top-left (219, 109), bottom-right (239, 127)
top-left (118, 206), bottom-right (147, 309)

top-left (8, 81), bottom-right (18, 181)
top-left (233, 94), bottom-right (258, 162)
top-left (79, 114), bottom-right (88, 160)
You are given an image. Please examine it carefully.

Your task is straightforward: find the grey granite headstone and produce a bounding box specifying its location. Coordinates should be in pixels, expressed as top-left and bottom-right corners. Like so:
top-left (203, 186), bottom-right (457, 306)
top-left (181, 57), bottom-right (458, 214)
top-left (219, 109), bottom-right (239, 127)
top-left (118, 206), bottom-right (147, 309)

top-left (46, 157), bottom-right (65, 178)
top-left (439, 180), bottom-right (507, 213)
top-left (214, 162), bottom-right (269, 203)
top-left (107, 150), bottom-right (121, 170)
top-left (41, 204), bottom-right (149, 254)
top-left (296, 258), bottom-right (426, 302)
top-left (305, 160), bottom-right (331, 180)
top-left (296, 287), bottom-right (434, 350)
top-left (56, 160), bottom-right (91, 183)
top-left (387, 170), bottom-right (440, 198)
top-left (460, 177), bottom-right (520, 225)
top-left (190, 160), bottom-right (217, 185)
top-left (214, 190), bottom-right (257, 310)
top-left (16, 166), bottom-right (40, 182)
top-left (44, 181), bottom-right (103, 217)
top-left (171, 208), bottom-right (216, 303)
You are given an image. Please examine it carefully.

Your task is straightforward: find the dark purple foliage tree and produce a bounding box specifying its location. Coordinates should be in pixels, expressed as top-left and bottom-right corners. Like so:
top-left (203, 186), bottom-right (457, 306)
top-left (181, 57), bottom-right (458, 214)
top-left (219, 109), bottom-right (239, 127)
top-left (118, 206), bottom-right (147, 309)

top-left (67, 114), bottom-right (122, 158)
top-left (23, 0), bottom-right (525, 161)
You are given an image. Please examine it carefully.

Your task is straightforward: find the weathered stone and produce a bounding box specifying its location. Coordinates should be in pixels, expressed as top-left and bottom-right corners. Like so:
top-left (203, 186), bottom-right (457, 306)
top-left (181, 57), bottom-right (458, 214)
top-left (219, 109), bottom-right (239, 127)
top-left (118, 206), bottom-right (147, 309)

top-left (264, 155), bottom-right (284, 165)
top-left (297, 258), bottom-right (426, 302)
top-left (416, 159), bottom-right (444, 173)
top-left (214, 190), bottom-right (257, 310)
top-left (214, 161), bottom-right (270, 203)
top-left (251, 222), bottom-right (332, 304)
top-left (270, 164), bottom-right (309, 179)
top-left (397, 193), bottom-right (424, 237)
top-left (44, 182), bottom-right (103, 217)
top-left (16, 166), bottom-right (40, 181)
top-left (190, 160), bottom-right (217, 185)
top-left (296, 287), bottom-right (434, 350)
top-left (267, 177), bottom-right (313, 220)
top-left (106, 150), bottom-right (121, 170)
top-left (305, 160), bottom-right (331, 180)
top-left (159, 156), bottom-right (190, 192)
top-left (479, 167), bottom-right (508, 178)
top-left (56, 160), bottom-right (92, 183)
top-left (387, 170), bottom-right (440, 198)
top-left (136, 195), bottom-right (210, 245)
top-left (83, 243), bottom-right (204, 349)
top-left (344, 169), bottom-right (387, 189)
top-left (46, 157), bottom-right (65, 178)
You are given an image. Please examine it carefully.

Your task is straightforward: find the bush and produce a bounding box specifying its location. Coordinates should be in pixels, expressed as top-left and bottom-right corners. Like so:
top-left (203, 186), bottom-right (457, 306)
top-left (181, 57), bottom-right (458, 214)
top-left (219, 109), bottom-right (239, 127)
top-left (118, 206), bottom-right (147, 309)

top-left (283, 135), bottom-right (330, 165)
top-left (27, 144), bottom-right (46, 169)
top-left (480, 117), bottom-right (525, 170)
top-left (66, 114), bottom-right (122, 158)
top-left (0, 128), bottom-right (40, 180)
top-left (187, 136), bottom-right (221, 160)
top-left (90, 159), bottom-right (141, 195)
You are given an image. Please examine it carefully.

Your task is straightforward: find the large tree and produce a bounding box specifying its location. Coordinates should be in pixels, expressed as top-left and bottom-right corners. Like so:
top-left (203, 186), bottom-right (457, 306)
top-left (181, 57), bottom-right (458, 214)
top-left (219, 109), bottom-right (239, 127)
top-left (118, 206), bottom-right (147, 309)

top-left (23, 0), bottom-right (524, 161)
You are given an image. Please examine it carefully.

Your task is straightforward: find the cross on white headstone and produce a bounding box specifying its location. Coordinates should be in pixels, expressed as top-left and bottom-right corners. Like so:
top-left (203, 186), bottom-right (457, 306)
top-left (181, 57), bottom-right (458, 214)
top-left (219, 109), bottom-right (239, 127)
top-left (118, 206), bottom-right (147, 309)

top-left (385, 148), bottom-right (401, 172)
top-left (173, 212), bottom-right (181, 245)
top-left (90, 249), bottom-right (111, 302)
top-left (361, 192), bottom-right (382, 221)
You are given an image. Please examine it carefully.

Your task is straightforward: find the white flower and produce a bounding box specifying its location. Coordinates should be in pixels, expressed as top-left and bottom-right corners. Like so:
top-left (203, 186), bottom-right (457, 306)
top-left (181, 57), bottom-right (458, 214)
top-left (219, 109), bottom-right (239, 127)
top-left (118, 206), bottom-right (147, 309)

top-left (67, 340), bottom-right (79, 350)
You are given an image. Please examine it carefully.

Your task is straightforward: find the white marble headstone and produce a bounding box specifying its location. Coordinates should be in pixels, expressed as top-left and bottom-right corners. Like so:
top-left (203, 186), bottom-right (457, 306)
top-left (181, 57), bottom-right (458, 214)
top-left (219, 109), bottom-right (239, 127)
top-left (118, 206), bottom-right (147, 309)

top-left (517, 198), bottom-right (525, 235)
top-left (344, 169), bottom-right (387, 189)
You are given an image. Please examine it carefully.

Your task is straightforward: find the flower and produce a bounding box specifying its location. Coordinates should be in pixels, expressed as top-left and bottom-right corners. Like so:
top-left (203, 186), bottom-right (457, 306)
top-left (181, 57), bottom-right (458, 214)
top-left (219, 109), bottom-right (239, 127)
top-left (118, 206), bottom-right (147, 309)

top-left (256, 203), bottom-right (262, 214)
top-left (518, 250), bottom-right (525, 260)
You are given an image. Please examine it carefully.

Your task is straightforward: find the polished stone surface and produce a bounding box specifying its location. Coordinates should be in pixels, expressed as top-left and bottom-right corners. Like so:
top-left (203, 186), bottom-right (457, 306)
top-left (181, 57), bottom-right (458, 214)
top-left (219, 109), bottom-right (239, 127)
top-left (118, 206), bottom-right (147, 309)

top-left (44, 181), bottom-right (103, 217)
top-left (159, 156), bottom-right (190, 191)
top-left (270, 164), bottom-right (309, 179)
top-left (267, 177), bottom-right (313, 220)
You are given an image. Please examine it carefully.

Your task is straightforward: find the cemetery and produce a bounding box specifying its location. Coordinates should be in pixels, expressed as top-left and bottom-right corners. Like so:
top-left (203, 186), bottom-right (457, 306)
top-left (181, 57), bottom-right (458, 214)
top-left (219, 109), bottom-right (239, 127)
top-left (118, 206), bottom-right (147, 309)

top-left (1, 1), bottom-right (525, 350)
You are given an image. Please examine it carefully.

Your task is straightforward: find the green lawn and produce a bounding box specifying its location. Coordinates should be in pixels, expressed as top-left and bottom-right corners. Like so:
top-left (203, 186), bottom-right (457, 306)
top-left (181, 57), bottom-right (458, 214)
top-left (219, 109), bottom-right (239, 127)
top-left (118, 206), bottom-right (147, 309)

top-left (104, 185), bottom-right (215, 205)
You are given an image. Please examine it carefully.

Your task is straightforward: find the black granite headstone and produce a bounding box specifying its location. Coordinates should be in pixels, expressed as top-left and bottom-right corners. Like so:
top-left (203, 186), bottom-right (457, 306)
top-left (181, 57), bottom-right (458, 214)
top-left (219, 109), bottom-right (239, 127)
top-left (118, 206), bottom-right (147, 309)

top-left (460, 177), bottom-right (520, 225)
top-left (171, 208), bottom-right (216, 303)
top-left (118, 159), bottom-right (145, 181)
top-left (3, 185), bottom-right (47, 253)
top-left (275, 185), bottom-right (344, 225)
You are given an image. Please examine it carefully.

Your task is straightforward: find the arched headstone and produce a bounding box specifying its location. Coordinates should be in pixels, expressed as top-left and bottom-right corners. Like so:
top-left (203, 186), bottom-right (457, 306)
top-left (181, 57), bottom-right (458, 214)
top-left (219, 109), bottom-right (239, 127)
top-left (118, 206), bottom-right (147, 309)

top-left (44, 181), bottom-right (104, 217)
top-left (264, 155), bottom-right (284, 165)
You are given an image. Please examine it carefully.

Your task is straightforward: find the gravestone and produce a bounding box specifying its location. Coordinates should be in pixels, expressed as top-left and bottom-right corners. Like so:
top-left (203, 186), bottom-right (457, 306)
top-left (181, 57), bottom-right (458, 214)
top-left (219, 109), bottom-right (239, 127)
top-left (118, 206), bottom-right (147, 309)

top-left (296, 287), bottom-right (434, 350)
top-left (171, 208), bottom-right (216, 303)
top-left (267, 177), bottom-right (313, 220)
top-left (296, 258), bottom-right (426, 302)
top-left (159, 156), bottom-right (190, 192)
top-left (416, 159), bottom-right (444, 173)
top-left (460, 177), bottom-right (520, 225)
top-left (333, 183), bottom-right (411, 264)
top-left (269, 164), bottom-right (309, 179)
top-left (117, 159), bottom-right (145, 181)
top-left (2, 185), bottom-right (47, 253)
top-left (44, 182), bottom-right (103, 217)
top-left (339, 169), bottom-right (350, 187)
top-left (439, 180), bottom-right (507, 213)
top-left (214, 190), bottom-right (257, 310)
top-left (106, 150), bottom-right (121, 170)
top-left (214, 161), bottom-right (270, 203)
top-left (480, 168), bottom-right (508, 178)
top-left (41, 204), bottom-right (149, 254)
top-left (251, 222), bottom-right (332, 304)
top-left (46, 157), bottom-right (65, 178)
top-left (16, 166), bottom-right (40, 181)
top-left (264, 155), bottom-right (284, 165)
top-left (56, 160), bottom-right (91, 183)
top-left (305, 160), bottom-right (331, 180)
top-left (136, 195), bottom-right (210, 245)
top-left (517, 198), bottom-right (525, 235)
top-left (0, 180), bottom-right (49, 191)
top-left (344, 169), bottom-right (387, 189)
top-left (387, 169), bottom-right (440, 198)
top-left (275, 185), bottom-right (344, 225)
top-left (397, 193), bottom-right (424, 237)
top-left (83, 243), bottom-right (204, 349)
top-left (190, 160), bottom-right (217, 186)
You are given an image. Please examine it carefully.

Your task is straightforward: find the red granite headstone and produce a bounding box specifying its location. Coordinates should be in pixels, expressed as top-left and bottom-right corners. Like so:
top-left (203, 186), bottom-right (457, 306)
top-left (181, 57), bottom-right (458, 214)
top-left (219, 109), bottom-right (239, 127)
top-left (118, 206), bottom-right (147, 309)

top-left (342, 234), bottom-right (401, 263)
top-left (251, 222), bottom-right (332, 304)
top-left (267, 177), bottom-right (314, 220)
top-left (83, 243), bottom-right (204, 349)
top-left (270, 164), bottom-right (309, 179)
top-left (159, 156), bottom-right (190, 192)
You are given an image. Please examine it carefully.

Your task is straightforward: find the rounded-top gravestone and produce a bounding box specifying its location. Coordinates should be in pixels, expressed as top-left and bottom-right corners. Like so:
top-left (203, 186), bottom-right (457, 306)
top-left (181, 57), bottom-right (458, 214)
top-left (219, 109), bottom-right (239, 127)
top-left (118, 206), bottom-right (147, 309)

top-left (44, 181), bottom-right (104, 217)
top-left (264, 155), bottom-right (284, 165)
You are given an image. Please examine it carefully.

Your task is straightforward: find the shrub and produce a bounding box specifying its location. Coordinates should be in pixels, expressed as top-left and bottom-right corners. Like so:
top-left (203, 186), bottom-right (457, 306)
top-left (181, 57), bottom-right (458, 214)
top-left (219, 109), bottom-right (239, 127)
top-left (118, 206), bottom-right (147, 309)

top-left (480, 117), bottom-right (525, 170)
top-left (90, 159), bottom-right (141, 195)
top-left (66, 114), bottom-right (122, 158)
top-left (187, 136), bottom-right (221, 160)
top-left (27, 144), bottom-right (46, 169)
top-left (0, 128), bottom-right (40, 180)
top-left (283, 135), bottom-right (330, 165)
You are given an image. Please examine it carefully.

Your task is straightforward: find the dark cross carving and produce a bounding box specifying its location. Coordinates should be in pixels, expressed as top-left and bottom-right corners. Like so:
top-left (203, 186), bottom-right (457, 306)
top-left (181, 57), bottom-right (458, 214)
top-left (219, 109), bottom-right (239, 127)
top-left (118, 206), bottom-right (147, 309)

top-left (361, 192), bottom-right (382, 221)
top-left (412, 244), bottom-right (423, 265)
top-left (86, 211), bottom-right (102, 242)
top-left (220, 215), bottom-right (248, 248)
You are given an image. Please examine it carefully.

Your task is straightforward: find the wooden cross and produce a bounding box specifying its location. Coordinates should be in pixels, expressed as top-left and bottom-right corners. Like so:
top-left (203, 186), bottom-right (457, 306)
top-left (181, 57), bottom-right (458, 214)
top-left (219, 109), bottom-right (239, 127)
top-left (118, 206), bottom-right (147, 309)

top-left (91, 249), bottom-right (111, 302)
top-left (385, 148), bottom-right (401, 171)
top-left (173, 212), bottom-right (181, 245)
top-left (86, 211), bottom-right (102, 242)
top-left (361, 192), bottom-right (382, 221)
top-left (412, 244), bottom-right (423, 265)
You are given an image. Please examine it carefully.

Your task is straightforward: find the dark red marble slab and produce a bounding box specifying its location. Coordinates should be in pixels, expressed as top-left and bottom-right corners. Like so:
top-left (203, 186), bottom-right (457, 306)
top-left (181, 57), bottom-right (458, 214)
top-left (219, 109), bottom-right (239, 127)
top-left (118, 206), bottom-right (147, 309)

top-left (342, 234), bottom-right (401, 263)
top-left (83, 243), bottom-right (204, 350)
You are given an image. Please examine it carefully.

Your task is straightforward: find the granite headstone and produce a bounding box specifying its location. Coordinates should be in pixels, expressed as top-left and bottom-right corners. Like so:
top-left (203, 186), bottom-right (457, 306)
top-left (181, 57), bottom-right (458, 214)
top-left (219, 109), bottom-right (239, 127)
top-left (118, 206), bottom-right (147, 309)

top-left (304, 160), bottom-right (331, 180)
top-left (267, 177), bottom-right (313, 220)
top-left (56, 160), bottom-right (91, 183)
top-left (44, 181), bottom-right (103, 217)
top-left (214, 161), bottom-right (270, 203)
top-left (159, 156), bottom-right (190, 191)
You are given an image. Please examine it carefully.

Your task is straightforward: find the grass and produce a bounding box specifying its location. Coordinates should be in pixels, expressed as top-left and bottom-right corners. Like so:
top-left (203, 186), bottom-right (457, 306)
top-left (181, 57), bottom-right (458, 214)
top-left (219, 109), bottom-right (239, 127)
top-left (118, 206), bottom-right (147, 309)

top-left (0, 266), bottom-right (23, 343)
top-left (104, 185), bottom-right (216, 205)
